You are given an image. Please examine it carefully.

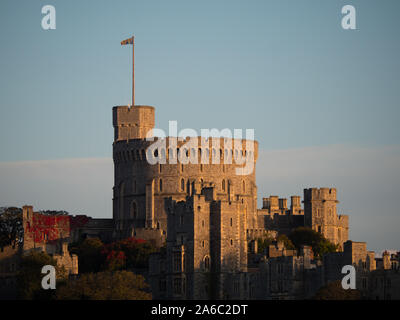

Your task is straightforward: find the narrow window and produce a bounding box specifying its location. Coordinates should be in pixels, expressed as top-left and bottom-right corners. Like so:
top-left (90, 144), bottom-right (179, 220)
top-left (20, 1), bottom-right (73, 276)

top-left (204, 256), bottom-right (210, 271)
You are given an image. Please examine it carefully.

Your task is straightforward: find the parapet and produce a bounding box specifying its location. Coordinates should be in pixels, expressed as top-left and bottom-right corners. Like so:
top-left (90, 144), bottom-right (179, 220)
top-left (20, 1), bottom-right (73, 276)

top-left (113, 105), bottom-right (155, 141)
top-left (303, 187), bottom-right (337, 202)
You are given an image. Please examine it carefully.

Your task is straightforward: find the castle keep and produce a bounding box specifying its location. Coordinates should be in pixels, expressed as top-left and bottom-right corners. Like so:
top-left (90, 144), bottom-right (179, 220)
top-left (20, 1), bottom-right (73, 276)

top-left (112, 105), bottom-right (259, 245)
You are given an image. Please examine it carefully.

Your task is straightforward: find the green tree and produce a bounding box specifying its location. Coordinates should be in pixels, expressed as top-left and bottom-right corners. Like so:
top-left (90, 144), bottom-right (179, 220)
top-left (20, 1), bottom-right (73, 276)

top-left (0, 207), bottom-right (23, 247)
top-left (56, 271), bottom-right (152, 300)
top-left (17, 251), bottom-right (62, 300)
top-left (256, 237), bottom-right (274, 253)
top-left (289, 227), bottom-right (338, 258)
top-left (313, 280), bottom-right (361, 300)
top-left (74, 238), bottom-right (105, 273)
top-left (276, 234), bottom-right (296, 250)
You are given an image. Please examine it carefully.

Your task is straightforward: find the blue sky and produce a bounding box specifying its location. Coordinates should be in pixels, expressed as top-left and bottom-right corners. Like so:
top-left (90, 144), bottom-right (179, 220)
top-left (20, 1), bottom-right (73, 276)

top-left (0, 0), bottom-right (399, 252)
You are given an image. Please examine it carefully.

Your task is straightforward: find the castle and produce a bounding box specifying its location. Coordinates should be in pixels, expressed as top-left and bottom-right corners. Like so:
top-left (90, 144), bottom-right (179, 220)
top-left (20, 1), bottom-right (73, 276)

top-left (111, 103), bottom-right (350, 299)
top-left (1, 86), bottom-right (399, 301)
top-left (111, 104), bottom-right (349, 249)
top-left (1, 38), bottom-right (399, 300)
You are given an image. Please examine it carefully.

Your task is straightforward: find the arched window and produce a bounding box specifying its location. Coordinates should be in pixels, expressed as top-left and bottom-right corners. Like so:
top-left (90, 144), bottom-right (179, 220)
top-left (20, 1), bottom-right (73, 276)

top-left (222, 179), bottom-right (226, 191)
top-left (181, 178), bottom-right (185, 191)
top-left (204, 256), bottom-right (210, 271)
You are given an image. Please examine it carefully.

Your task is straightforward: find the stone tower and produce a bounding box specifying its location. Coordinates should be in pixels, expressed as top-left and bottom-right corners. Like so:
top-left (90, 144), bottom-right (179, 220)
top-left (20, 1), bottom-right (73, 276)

top-left (303, 188), bottom-right (349, 248)
top-left (164, 181), bottom-right (248, 299)
top-left (112, 104), bottom-right (258, 244)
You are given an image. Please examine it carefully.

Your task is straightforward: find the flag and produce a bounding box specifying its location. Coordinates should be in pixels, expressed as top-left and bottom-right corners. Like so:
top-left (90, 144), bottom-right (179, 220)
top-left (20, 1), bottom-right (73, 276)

top-left (121, 37), bottom-right (134, 45)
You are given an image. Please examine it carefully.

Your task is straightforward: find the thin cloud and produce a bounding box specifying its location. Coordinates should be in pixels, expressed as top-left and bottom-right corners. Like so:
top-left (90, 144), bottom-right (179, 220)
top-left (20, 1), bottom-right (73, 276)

top-left (0, 144), bottom-right (399, 252)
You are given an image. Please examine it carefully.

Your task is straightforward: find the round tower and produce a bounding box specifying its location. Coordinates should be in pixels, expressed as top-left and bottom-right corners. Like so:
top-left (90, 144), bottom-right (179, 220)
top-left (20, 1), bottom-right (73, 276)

top-left (112, 105), bottom-right (259, 241)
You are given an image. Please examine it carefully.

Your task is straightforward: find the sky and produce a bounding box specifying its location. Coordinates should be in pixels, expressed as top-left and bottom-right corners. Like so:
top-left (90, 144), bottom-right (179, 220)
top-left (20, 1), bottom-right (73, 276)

top-left (0, 0), bottom-right (399, 252)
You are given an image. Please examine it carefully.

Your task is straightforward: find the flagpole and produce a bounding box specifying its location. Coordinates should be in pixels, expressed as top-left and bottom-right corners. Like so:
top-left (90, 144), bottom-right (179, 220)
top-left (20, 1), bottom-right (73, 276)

top-left (132, 36), bottom-right (135, 107)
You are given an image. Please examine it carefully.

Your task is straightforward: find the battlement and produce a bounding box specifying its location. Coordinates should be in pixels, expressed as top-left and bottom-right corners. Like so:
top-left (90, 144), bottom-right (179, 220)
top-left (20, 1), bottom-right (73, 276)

top-left (113, 105), bottom-right (155, 141)
top-left (304, 187), bottom-right (337, 201)
top-left (113, 136), bottom-right (259, 164)
top-left (262, 195), bottom-right (302, 211)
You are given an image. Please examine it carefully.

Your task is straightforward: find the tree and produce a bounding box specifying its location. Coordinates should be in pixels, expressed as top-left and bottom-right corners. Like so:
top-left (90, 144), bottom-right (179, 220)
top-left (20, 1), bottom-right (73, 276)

top-left (0, 207), bottom-right (23, 247)
top-left (74, 238), bottom-right (105, 273)
top-left (102, 237), bottom-right (157, 270)
top-left (313, 280), bottom-right (361, 300)
top-left (289, 227), bottom-right (338, 258)
top-left (256, 237), bottom-right (274, 253)
top-left (276, 234), bottom-right (295, 250)
top-left (39, 210), bottom-right (69, 216)
top-left (56, 271), bottom-right (152, 300)
top-left (17, 251), bottom-right (63, 300)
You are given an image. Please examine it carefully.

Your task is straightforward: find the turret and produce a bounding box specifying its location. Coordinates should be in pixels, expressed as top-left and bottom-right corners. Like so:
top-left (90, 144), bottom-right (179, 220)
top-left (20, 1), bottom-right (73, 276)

top-left (113, 105), bottom-right (155, 141)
